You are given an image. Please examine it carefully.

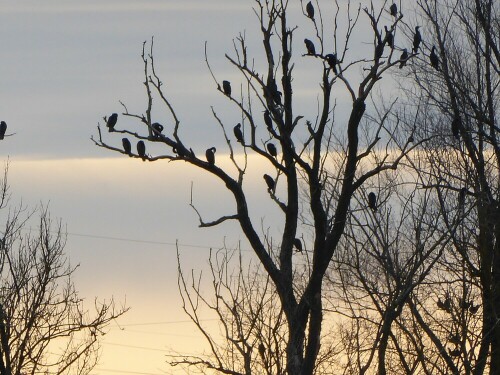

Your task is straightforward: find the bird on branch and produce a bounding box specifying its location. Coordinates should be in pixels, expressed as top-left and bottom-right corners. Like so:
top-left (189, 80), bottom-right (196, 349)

top-left (106, 113), bottom-right (118, 132)
top-left (205, 147), bottom-right (216, 165)
top-left (122, 138), bottom-right (132, 156)
top-left (233, 123), bottom-right (244, 143)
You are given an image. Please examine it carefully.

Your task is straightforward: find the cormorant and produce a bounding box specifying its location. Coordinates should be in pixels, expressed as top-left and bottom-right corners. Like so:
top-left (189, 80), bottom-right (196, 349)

top-left (264, 110), bottom-right (273, 131)
top-left (375, 40), bottom-right (385, 60)
top-left (368, 192), bottom-right (377, 211)
top-left (258, 343), bottom-right (266, 359)
top-left (233, 123), bottom-right (244, 143)
top-left (206, 147), bottom-right (216, 165)
top-left (325, 53), bottom-right (338, 73)
top-left (413, 26), bottom-right (422, 53)
top-left (0, 121), bottom-right (7, 140)
top-left (437, 297), bottom-right (451, 312)
top-left (449, 333), bottom-right (461, 345)
top-left (263, 174), bottom-right (275, 192)
top-left (389, 3), bottom-right (397, 17)
top-left (222, 80), bottom-right (232, 96)
top-left (106, 113), bottom-right (118, 132)
top-left (152, 122), bottom-right (164, 136)
top-left (399, 49), bottom-right (408, 68)
top-left (267, 143), bottom-right (277, 158)
top-left (137, 140), bottom-right (146, 160)
top-left (458, 187), bottom-right (466, 208)
top-left (304, 38), bottom-right (316, 55)
top-left (451, 117), bottom-right (460, 139)
top-left (384, 26), bottom-right (394, 49)
top-left (306, 1), bottom-right (314, 19)
top-left (469, 303), bottom-right (480, 314)
top-left (294, 238), bottom-right (303, 252)
top-left (448, 348), bottom-right (461, 357)
top-left (430, 46), bottom-right (440, 71)
top-left (122, 138), bottom-right (132, 156)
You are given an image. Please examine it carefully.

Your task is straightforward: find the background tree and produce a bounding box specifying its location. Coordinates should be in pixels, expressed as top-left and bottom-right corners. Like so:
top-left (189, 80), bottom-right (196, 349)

top-left (0, 165), bottom-right (127, 375)
top-left (94, 0), bottom-right (419, 373)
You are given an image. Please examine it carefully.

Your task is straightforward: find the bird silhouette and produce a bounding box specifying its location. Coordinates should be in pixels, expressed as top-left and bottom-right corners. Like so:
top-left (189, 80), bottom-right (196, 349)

top-left (306, 1), bottom-right (314, 19)
top-left (325, 53), bottom-right (338, 73)
top-left (263, 174), bottom-right (275, 192)
top-left (430, 46), bottom-right (440, 71)
top-left (451, 117), bottom-right (460, 139)
top-left (449, 333), bottom-right (461, 345)
top-left (294, 238), bottom-right (303, 252)
top-left (0, 121), bottom-right (7, 140)
top-left (384, 26), bottom-right (394, 49)
top-left (206, 147), bottom-right (216, 165)
top-left (258, 343), bottom-right (266, 359)
top-left (399, 49), bottom-right (408, 68)
top-left (137, 140), bottom-right (146, 161)
top-left (152, 122), bottom-right (164, 136)
top-left (233, 123), bottom-right (244, 143)
top-left (458, 188), bottom-right (466, 209)
top-left (106, 113), bottom-right (118, 132)
top-left (469, 303), bottom-right (480, 314)
top-left (368, 192), bottom-right (377, 211)
top-left (264, 110), bottom-right (273, 131)
top-left (448, 348), bottom-right (461, 357)
top-left (375, 40), bottom-right (385, 60)
top-left (389, 3), bottom-right (397, 17)
top-left (122, 138), bottom-right (132, 156)
top-left (267, 143), bottom-right (277, 158)
top-left (437, 297), bottom-right (451, 312)
top-left (222, 80), bottom-right (232, 96)
top-left (413, 26), bottom-right (422, 53)
top-left (304, 38), bottom-right (316, 55)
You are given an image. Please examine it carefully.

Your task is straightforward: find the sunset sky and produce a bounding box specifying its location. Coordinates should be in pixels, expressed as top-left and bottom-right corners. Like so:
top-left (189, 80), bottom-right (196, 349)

top-left (0, 1), bottom-right (407, 374)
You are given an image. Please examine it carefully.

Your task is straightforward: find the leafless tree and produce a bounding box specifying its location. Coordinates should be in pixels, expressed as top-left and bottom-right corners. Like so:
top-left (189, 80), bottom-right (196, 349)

top-left (0, 165), bottom-right (127, 375)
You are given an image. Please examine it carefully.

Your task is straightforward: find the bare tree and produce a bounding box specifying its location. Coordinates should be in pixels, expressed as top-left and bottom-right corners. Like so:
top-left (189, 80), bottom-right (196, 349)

top-left (94, 1), bottom-right (419, 373)
top-left (0, 165), bottom-right (127, 375)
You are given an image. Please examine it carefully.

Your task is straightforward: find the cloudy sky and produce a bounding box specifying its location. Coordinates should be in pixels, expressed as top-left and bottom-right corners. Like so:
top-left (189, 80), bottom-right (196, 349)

top-left (0, 1), bottom-right (411, 374)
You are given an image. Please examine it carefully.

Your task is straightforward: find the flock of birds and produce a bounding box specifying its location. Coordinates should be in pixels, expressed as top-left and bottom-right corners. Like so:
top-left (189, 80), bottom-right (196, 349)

top-left (303, 2), bottom-right (440, 72)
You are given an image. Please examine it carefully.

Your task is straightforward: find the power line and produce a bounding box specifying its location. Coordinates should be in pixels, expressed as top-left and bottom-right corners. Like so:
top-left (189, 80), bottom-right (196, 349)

top-left (91, 368), bottom-right (170, 375)
top-left (115, 319), bottom-right (217, 327)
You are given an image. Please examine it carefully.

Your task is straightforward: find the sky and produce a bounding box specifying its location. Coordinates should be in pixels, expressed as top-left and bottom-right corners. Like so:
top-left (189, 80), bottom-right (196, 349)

top-left (0, 1), bottom-right (410, 374)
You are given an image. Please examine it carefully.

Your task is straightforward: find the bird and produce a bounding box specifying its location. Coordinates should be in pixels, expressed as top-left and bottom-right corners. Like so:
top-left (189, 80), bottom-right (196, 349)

top-left (106, 113), bottom-right (118, 132)
top-left (263, 174), bottom-right (275, 192)
top-left (233, 123), bottom-right (244, 143)
top-left (375, 40), bottom-right (385, 60)
top-left (206, 147), bottom-right (216, 165)
top-left (448, 348), bottom-right (461, 357)
top-left (122, 138), bottom-right (132, 156)
top-left (413, 26), bottom-right (422, 53)
top-left (384, 26), bottom-right (394, 49)
top-left (152, 122), bottom-right (164, 136)
top-left (264, 110), bottom-right (273, 131)
top-left (469, 303), bottom-right (480, 314)
top-left (437, 297), bottom-right (451, 312)
top-left (258, 343), bottom-right (266, 359)
top-left (325, 53), bottom-right (338, 73)
top-left (294, 238), bottom-right (303, 252)
top-left (267, 143), bottom-right (277, 158)
top-left (222, 80), bottom-right (232, 96)
top-left (399, 49), bottom-right (408, 68)
top-left (304, 38), bottom-right (316, 55)
top-left (451, 117), bottom-right (460, 139)
top-left (458, 188), bottom-right (466, 209)
top-left (368, 192), bottom-right (377, 211)
top-left (0, 121), bottom-right (7, 140)
top-left (389, 3), bottom-right (397, 17)
top-left (430, 46), bottom-right (440, 71)
top-left (137, 140), bottom-right (146, 161)
top-left (306, 1), bottom-right (314, 19)
top-left (449, 333), bottom-right (461, 345)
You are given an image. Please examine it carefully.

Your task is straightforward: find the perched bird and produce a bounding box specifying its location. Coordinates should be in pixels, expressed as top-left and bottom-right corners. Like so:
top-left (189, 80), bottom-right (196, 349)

top-left (413, 26), bottom-right (422, 53)
top-left (267, 143), bottom-right (277, 158)
top-left (106, 113), bottom-right (118, 132)
top-left (384, 26), bottom-right (394, 49)
top-left (0, 121), bottom-right (7, 140)
top-left (469, 303), bottom-right (480, 314)
top-left (448, 348), bottom-right (461, 357)
top-left (222, 80), bottom-right (232, 96)
top-left (306, 1), bottom-right (314, 19)
top-left (368, 192), bottom-right (377, 211)
top-left (430, 46), bottom-right (440, 71)
top-left (233, 123), bottom-right (244, 143)
top-left (137, 140), bottom-right (146, 161)
top-left (437, 297), bottom-right (451, 312)
top-left (263, 174), bottom-right (275, 192)
top-left (152, 122), bottom-right (164, 136)
top-left (122, 138), bottom-right (132, 156)
top-left (304, 38), bottom-right (316, 55)
top-left (399, 49), bottom-right (408, 68)
top-left (375, 40), bottom-right (385, 60)
top-left (264, 110), bottom-right (273, 131)
top-left (458, 188), bottom-right (466, 209)
top-left (459, 298), bottom-right (472, 310)
top-left (294, 238), bottom-right (303, 252)
top-left (206, 147), bottom-right (216, 165)
top-left (449, 333), bottom-right (461, 345)
top-left (389, 3), bottom-right (397, 17)
top-left (325, 53), bottom-right (338, 74)
top-left (258, 343), bottom-right (266, 359)
top-left (451, 117), bottom-right (460, 139)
